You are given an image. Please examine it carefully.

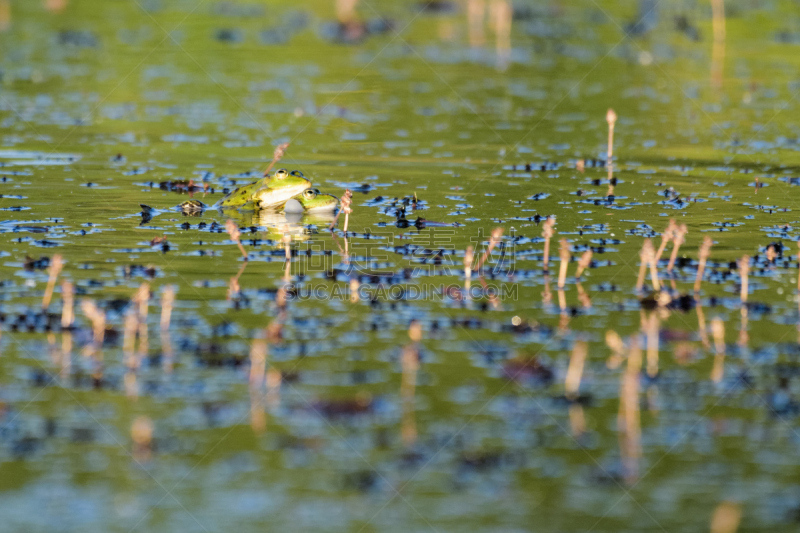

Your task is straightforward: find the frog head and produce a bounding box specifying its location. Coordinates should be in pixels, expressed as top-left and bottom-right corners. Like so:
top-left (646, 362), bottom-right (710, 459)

top-left (252, 169), bottom-right (312, 209)
top-left (283, 188), bottom-right (340, 214)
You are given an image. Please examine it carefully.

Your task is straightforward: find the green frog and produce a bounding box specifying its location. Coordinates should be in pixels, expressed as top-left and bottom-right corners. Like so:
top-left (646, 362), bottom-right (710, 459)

top-left (216, 169), bottom-right (311, 209)
top-left (283, 188), bottom-right (339, 214)
top-left (140, 169), bottom-right (313, 219)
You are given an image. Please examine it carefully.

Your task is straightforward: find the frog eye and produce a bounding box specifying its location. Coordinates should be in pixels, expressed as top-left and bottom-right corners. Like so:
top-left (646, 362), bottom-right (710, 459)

top-left (275, 169), bottom-right (288, 179)
top-left (303, 189), bottom-right (316, 200)
top-left (290, 170), bottom-right (305, 178)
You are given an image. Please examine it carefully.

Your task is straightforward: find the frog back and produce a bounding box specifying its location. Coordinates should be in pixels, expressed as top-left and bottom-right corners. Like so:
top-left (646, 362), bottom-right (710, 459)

top-left (216, 178), bottom-right (268, 208)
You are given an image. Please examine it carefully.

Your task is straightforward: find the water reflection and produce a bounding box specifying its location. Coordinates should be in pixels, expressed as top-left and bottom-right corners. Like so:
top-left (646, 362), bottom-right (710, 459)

top-left (3, 1), bottom-right (800, 529)
top-left (710, 0), bottom-right (726, 90)
top-left (711, 318), bottom-right (725, 384)
top-left (45, 0), bottom-right (68, 12)
top-left (467, 0), bottom-right (511, 70)
top-left (0, 0), bottom-right (9, 32)
top-left (467, 0), bottom-right (485, 47)
top-left (490, 0), bottom-right (511, 70)
top-left (254, 210), bottom-right (335, 240)
top-left (160, 286), bottom-right (174, 373)
top-left (619, 336), bottom-right (642, 484)
top-left (401, 321), bottom-right (421, 447)
top-left (0, 0), bottom-right (71, 32)
top-left (249, 339), bottom-right (268, 434)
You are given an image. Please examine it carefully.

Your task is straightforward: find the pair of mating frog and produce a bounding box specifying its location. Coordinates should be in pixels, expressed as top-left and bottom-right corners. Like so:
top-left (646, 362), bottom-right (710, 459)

top-left (143, 169), bottom-right (339, 216)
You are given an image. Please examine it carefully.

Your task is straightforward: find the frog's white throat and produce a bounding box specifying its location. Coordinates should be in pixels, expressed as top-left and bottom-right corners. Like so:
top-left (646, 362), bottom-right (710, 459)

top-left (254, 183), bottom-right (310, 209)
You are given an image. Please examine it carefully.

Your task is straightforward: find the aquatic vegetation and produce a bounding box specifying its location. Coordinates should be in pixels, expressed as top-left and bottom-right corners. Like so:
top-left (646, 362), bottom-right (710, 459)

top-left (3, 1), bottom-right (800, 532)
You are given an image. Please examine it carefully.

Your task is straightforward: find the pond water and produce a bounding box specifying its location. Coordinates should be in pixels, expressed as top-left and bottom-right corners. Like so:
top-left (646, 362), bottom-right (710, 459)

top-left (2, 0), bottom-right (800, 531)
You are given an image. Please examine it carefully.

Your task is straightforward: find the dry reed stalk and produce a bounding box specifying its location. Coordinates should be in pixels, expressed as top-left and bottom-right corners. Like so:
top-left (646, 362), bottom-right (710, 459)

top-left (0, 1), bottom-right (8, 33)
top-left (738, 307), bottom-right (749, 349)
top-left (131, 416), bottom-right (153, 462)
top-left (280, 231), bottom-right (290, 261)
top-left (48, 332), bottom-right (58, 364)
top-left (738, 255), bottom-right (750, 303)
top-left (694, 236), bottom-right (713, 293)
top-left (656, 289), bottom-right (672, 308)
top-left (266, 368), bottom-right (282, 409)
top-left (267, 321), bottom-right (283, 344)
top-left (42, 254), bottom-right (63, 310)
top-left (710, 501), bottom-right (741, 533)
top-left (249, 339), bottom-right (267, 389)
top-left (160, 286), bottom-right (174, 332)
top-left (636, 239), bottom-right (659, 292)
top-left (710, 0), bottom-right (726, 90)
top-left (711, 316), bottom-right (725, 355)
top-left (605, 330), bottom-right (625, 369)
top-left (80, 299), bottom-right (105, 357)
top-left (542, 274), bottom-right (552, 306)
top-left (644, 313), bottom-right (659, 377)
top-left (464, 246), bottom-right (473, 281)
top-left (575, 249), bottom-right (592, 279)
top-left (654, 219), bottom-right (677, 266)
top-left (711, 317), bottom-right (725, 384)
top-left (260, 323), bottom-right (282, 410)
top-left (401, 321), bottom-right (421, 446)
top-left (61, 331), bottom-right (72, 379)
top-left (329, 189), bottom-right (353, 231)
top-left (225, 220), bottom-right (248, 260)
top-left (557, 239), bottom-right (570, 289)
top-left (135, 283), bottom-right (149, 359)
top-left (479, 275), bottom-right (501, 310)
top-left (336, 0), bottom-right (358, 23)
top-left (606, 108), bottom-right (617, 164)
top-left (409, 320), bottom-right (422, 344)
top-left (123, 310), bottom-right (138, 369)
top-left (229, 256), bottom-right (248, 300)
top-left (124, 368), bottom-right (139, 400)
top-left (569, 404), bottom-right (586, 437)
top-left (228, 274), bottom-right (241, 301)
top-left (263, 142), bottom-right (290, 177)
top-left (43, 0), bottom-right (69, 12)
top-left (696, 300), bottom-right (710, 349)
top-left (636, 241), bottom-right (649, 292)
top-left (490, 0), bottom-right (511, 70)
top-left (542, 218), bottom-right (555, 272)
top-left (620, 335), bottom-right (642, 484)
top-left (276, 286), bottom-right (287, 311)
top-left (647, 240), bottom-right (661, 291)
top-left (565, 340), bottom-right (587, 399)
top-left (557, 287), bottom-right (569, 331)
top-left (343, 193), bottom-right (353, 233)
top-left (558, 287), bottom-right (567, 315)
top-left (576, 282), bottom-right (591, 308)
top-left (475, 227), bottom-right (504, 271)
top-left (797, 239), bottom-right (800, 292)
top-left (161, 328), bottom-right (174, 374)
top-left (135, 283), bottom-right (149, 318)
top-left (250, 388), bottom-right (267, 435)
top-left (467, 0), bottom-right (486, 47)
top-left (61, 280), bottom-right (74, 329)
top-left (667, 224), bottom-right (688, 272)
